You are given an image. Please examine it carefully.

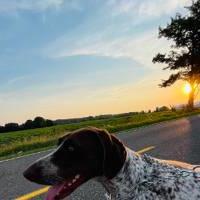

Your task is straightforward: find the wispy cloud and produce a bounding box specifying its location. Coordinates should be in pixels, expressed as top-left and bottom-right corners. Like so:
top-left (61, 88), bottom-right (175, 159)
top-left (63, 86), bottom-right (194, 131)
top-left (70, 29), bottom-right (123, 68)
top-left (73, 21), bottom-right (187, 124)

top-left (109, 0), bottom-right (190, 17)
top-left (0, 0), bottom-right (82, 13)
top-left (7, 75), bottom-right (29, 85)
top-left (43, 0), bottom-right (190, 68)
top-left (45, 29), bottom-right (171, 68)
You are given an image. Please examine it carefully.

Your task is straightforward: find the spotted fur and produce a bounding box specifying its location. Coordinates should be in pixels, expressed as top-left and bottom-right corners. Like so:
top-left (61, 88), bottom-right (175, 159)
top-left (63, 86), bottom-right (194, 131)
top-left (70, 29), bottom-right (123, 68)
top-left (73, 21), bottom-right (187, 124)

top-left (98, 148), bottom-right (200, 200)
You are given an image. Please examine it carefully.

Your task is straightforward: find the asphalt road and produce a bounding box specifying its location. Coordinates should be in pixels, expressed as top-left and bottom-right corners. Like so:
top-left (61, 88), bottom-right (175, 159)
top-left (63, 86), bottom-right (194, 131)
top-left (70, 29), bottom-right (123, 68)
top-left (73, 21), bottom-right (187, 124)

top-left (1, 115), bottom-right (200, 200)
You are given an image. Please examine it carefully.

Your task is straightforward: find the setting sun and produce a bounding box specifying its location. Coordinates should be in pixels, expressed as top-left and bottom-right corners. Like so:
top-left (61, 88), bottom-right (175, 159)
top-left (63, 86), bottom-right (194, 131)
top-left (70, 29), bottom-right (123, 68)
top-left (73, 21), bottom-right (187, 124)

top-left (183, 83), bottom-right (192, 94)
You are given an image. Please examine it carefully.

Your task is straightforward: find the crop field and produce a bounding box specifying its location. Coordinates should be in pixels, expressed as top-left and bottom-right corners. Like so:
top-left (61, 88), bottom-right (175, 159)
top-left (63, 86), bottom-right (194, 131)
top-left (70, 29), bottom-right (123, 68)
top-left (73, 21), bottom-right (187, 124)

top-left (1, 109), bottom-right (200, 160)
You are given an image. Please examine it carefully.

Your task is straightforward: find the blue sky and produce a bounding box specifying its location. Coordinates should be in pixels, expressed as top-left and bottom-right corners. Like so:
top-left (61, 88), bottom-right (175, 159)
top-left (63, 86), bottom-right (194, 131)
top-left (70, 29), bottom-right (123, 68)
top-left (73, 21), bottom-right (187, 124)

top-left (0, 0), bottom-right (191, 124)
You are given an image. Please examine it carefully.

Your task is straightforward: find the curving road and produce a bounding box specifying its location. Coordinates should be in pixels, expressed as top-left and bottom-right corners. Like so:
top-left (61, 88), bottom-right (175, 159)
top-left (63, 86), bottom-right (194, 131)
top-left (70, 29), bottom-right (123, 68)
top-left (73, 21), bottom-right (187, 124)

top-left (1, 115), bottom-right (200, 200)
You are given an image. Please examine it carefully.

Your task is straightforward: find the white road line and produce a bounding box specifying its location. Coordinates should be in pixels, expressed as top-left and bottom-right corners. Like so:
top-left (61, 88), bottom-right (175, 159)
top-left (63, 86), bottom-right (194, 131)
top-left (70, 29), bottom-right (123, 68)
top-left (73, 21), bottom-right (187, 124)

top-left (0, 148), bottom-right (54, 163)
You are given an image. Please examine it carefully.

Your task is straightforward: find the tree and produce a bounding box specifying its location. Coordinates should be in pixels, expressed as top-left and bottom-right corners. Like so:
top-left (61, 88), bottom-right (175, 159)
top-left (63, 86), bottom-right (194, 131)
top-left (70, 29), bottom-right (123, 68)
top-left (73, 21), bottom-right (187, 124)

top-left (4, 123), bottom-right (19, 132)
top-left (45, 119), bottom-right (54, 127)
top-left (0, 126), bottom-right (5, 133)
top-left (33, 116), bottom-right (46, 128)
top-left (154, 106), bottom-right (169, 112)
top-left (153, 0), bottom-right (200, 109)
top-left (23, 119), bottom-right (34, 129)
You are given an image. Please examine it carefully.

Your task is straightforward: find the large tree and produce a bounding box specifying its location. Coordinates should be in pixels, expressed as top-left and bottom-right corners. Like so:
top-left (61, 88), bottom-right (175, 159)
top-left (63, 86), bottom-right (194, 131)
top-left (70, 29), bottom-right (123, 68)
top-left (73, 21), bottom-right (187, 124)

top-left (153, 0), bottom-right (200, 109)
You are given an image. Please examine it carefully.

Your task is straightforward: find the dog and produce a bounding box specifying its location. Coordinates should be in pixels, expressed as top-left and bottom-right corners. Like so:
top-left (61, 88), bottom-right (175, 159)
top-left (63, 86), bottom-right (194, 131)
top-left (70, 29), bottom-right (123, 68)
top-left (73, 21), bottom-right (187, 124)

top-left (23, 127), bottom-right (200, 200)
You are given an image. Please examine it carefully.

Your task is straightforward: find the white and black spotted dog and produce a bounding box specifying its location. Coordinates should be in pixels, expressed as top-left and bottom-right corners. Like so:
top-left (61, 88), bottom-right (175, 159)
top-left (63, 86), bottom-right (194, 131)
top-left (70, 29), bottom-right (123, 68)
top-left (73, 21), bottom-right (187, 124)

top-left (23, 127), bottom-right (200, 200)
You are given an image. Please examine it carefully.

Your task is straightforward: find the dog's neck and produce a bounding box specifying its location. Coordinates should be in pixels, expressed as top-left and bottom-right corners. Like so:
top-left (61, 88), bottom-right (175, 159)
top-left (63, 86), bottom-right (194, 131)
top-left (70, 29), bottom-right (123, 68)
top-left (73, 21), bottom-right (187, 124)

top-left (97, 148), bottom-right (200, 200)
top-left (97, 148), bottom-right (147, 199)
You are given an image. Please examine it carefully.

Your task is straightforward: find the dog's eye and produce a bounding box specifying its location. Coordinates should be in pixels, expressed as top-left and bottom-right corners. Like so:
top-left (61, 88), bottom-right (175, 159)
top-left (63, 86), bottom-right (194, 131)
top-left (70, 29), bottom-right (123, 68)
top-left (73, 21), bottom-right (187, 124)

top-left (68, 145), bottom-right (75, 152)
top-left (62, 139), bottom-right (76, 152)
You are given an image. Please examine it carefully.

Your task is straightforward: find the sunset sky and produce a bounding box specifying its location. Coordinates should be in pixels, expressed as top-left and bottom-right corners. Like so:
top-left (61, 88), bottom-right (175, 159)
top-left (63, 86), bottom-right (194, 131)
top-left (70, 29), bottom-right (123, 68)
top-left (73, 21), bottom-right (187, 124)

top-left (0, 0), bottom-right (194, 124)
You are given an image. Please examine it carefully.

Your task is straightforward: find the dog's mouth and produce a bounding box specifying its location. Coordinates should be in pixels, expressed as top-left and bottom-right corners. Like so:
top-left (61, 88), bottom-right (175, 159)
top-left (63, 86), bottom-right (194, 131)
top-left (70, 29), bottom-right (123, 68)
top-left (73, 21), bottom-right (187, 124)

top-left (46, 174), bottom-right (85, 200)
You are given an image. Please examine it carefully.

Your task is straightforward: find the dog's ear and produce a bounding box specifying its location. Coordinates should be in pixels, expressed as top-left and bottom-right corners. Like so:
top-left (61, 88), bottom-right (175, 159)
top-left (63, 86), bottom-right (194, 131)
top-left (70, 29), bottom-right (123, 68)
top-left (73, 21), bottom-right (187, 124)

top-left (93, 128), bottom-right (126, 179)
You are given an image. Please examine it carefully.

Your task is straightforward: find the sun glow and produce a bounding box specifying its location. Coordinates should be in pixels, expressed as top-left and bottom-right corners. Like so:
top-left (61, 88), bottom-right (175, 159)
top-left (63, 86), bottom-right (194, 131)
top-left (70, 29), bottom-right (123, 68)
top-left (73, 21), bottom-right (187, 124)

top-left (183, 83), bottom-right (192, 94)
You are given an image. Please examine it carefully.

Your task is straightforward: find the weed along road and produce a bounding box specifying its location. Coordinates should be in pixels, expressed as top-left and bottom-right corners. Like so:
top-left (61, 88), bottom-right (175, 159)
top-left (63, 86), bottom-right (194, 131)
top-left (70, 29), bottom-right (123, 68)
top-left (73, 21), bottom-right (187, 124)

top-left (1, 115), bottom-right (200, 200)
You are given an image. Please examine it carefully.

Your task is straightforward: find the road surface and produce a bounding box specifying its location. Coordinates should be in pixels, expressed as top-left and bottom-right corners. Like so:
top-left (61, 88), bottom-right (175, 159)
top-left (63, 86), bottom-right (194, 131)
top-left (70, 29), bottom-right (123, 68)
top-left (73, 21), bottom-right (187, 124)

top-left (1, 115), bottom-right (200, 200)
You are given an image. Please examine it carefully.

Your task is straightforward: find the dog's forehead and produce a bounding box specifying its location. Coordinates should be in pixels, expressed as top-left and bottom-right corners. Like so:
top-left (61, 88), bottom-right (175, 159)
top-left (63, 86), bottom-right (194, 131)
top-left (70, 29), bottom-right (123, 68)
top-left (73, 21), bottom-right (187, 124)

top-left (70, 128), bottom-right (98, 141)
top-left (58, 128), bottom-right (104, 147)
top-left (59, 128), bottom-right (97, 142)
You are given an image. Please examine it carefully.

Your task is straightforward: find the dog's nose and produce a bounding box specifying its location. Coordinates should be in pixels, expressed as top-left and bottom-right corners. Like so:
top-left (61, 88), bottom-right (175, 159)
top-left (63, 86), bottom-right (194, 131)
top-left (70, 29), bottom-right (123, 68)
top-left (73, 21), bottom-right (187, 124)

top-left (23, 164), bottom-right (44, 184)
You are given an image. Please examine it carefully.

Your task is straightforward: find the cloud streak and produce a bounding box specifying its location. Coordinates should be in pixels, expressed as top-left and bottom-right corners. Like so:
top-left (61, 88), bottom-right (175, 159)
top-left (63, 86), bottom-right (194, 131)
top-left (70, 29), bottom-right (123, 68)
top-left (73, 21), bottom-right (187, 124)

top-left (7, 75), bottom-right (29, 85)
top-left (45, 29), bottom-right (171, 68)
top-left (0, 0), bottom-right (82, 13)
top-left (43, 0), bottom-right (190, 68)
top-left (109, 0), bottom-right (190, 17)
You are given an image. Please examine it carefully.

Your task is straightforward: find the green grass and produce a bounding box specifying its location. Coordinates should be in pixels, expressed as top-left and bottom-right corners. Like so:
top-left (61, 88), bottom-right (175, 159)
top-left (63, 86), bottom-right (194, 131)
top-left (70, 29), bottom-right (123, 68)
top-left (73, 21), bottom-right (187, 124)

top-left (1, 109), bottom-right (200, 160)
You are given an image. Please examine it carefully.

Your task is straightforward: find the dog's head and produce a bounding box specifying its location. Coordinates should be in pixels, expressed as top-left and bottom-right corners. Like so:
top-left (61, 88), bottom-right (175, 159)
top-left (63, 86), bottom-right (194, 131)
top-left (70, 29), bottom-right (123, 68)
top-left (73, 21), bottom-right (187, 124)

top-left (23, 127), bottom-right (126, 200)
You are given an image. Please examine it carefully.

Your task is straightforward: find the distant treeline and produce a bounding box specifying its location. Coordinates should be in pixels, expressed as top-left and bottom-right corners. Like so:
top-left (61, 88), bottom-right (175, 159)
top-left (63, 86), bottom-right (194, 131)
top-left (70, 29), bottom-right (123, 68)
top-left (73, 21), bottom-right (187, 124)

top-left (54, 107), bottom-right (172, 125)
top-left (0, 106), bottom-right (173, 134)
top-left (54, 112), bottom-right (140, 125)
top-left (0, 116), bottom-right (54, 133)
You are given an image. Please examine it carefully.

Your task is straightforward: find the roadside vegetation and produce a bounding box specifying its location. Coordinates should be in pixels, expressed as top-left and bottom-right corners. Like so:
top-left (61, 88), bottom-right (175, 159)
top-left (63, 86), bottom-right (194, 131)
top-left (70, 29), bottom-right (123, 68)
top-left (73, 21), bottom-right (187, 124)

top-left (1, 109), bottom-right (200, 160)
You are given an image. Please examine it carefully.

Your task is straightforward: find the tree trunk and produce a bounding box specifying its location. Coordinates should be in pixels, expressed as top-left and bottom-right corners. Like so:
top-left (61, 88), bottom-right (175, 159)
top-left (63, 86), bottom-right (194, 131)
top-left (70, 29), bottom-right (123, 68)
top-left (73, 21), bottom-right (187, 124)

top-left (187, 84), bottom-right (195, 110)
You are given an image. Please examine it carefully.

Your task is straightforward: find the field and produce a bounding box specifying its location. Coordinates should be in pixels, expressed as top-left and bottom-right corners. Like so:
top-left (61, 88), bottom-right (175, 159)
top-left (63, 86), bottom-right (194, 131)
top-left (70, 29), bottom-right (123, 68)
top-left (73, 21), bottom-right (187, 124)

top-left (1, 109), bottom-right (200, 160)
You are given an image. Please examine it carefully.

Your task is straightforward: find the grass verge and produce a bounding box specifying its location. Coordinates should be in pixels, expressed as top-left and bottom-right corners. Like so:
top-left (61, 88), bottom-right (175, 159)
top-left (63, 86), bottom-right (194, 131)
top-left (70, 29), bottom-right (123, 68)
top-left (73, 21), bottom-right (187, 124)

top-left (1, 109), bottom-right (200, 160)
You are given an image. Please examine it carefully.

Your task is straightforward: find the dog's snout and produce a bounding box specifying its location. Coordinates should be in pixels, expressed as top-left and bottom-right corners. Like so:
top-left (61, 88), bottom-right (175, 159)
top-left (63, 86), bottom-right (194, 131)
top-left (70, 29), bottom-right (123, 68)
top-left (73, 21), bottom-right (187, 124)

top-left (23, 163), bottom-right (44, 184)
